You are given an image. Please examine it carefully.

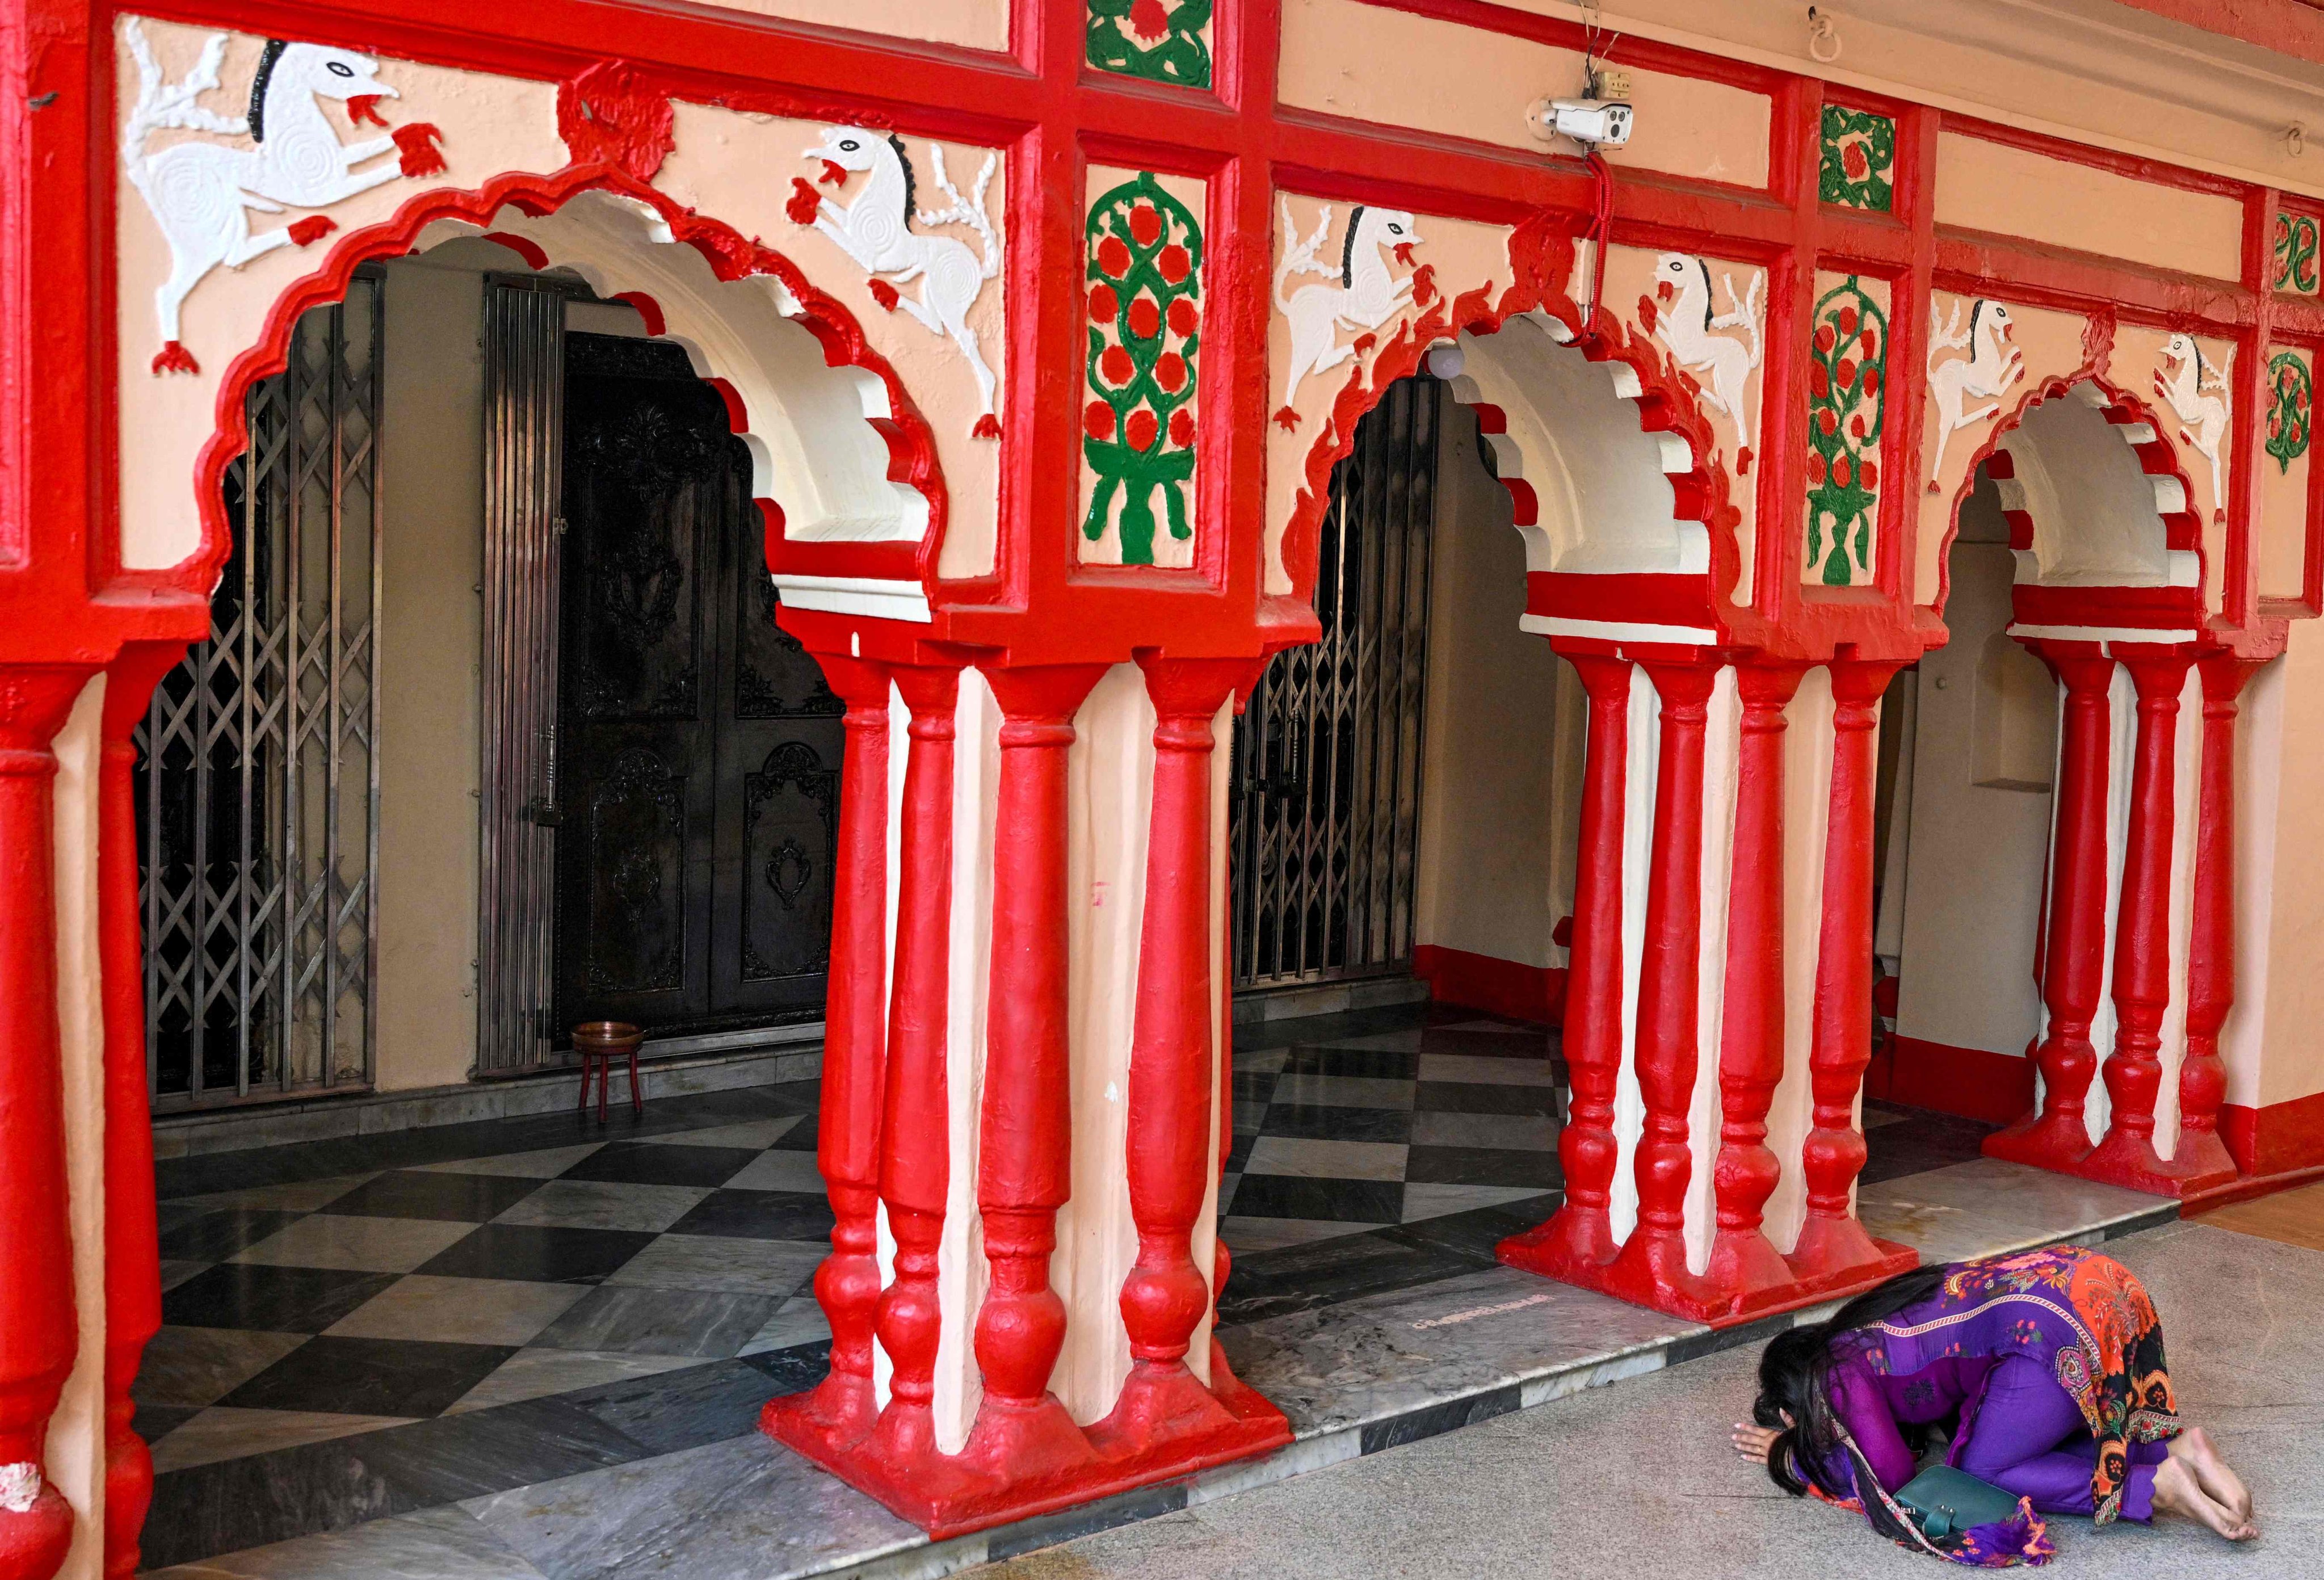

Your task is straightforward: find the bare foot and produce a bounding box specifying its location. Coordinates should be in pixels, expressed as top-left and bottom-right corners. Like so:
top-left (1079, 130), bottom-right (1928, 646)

top-left (2152, 1455), bottom-right (2257, 1540)
top-left (2169, 1426), bottom-right (2253, 1523)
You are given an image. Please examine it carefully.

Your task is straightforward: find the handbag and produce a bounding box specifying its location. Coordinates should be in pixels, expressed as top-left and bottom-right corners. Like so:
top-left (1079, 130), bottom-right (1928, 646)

top-left (1895, 1465), bottom-right (2024, 1541)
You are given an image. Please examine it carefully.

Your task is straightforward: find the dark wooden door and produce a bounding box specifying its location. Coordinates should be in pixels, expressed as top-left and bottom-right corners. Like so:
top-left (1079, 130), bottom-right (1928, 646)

top-left (552, 332), bottom-right (844, 1040)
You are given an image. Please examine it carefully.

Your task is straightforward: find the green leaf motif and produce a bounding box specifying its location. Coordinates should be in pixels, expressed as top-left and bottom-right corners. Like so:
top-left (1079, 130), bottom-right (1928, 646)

top-left (1087, 0), bottom-right (1213, 90)
top-left (1804, 278), bottom-right (1888, 587)
top-left (2266, 351), bottom-right (2313, 475)
top-left (2272, 212), bottom-right (2319, 295)
top-left (1082, 172), bottom-right (1203, 566)
top-left (1818, 105), bottom-right (1895, 213)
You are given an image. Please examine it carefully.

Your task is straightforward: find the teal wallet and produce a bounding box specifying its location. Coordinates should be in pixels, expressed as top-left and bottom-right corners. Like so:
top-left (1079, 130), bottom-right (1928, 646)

top-left (1896, 1465), bottom-right (2023, 1540)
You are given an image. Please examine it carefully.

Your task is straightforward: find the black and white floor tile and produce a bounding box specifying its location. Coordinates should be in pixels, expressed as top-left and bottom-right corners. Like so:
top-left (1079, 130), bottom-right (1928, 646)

top-left (135, 1001), bottom-right (2003, 1575)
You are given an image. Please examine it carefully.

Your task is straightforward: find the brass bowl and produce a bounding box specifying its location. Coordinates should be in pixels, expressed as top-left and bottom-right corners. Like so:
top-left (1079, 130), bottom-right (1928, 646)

top-left (571, 1019), bottom-right (645, 1055)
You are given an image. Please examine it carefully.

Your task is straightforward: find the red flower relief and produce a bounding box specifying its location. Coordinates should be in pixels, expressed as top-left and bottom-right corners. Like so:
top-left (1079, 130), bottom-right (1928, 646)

top-left (1089, 283), bottom-right (1119, 323)
top-left (1843, 141), bottom-right (1870, 180)
top-left (1096, 236), bottom-right (1132, 279)
top-left (1128, 203), bottom-right (1163, 247)
top-left (1155, 351), bottom-right (1187, 392)
top-left (1085, 400), bottom-right (1116, 440)
top-left (1167, 298), bottom-right (1200, 337)
top-left (1861, 459), bottom-right (1880, 489)
top-left (1815, 324), bottom-right (1836, 353)
top-left (1130, 0), bottom-right (1171, 45)
top-left (1100, 346), bottom-right (1135, 385)
top-left (1836, 305), bottom-right (1859, 337)
top-left (1806, 451), bottom-right (1827, 484)
top-left (1817, 408), bottom-right (1839, 435)
top-left (1127, 296), bottom-right (1161, 339)
top-left (1836, 357), bottom-right (1859, 390)
top-left (1169, 409), bottom-right (1194, 447)
top-left (1125, 408), bottom-right (1159, 451)
top-left (1158, 243), bottom-right (1191, 284)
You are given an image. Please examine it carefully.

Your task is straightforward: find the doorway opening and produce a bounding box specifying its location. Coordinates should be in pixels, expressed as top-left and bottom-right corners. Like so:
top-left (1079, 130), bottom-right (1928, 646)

top-left (1230, 374), bottom-right (1443, 993)
top-left (473, 277), bottom-right (843, 1074)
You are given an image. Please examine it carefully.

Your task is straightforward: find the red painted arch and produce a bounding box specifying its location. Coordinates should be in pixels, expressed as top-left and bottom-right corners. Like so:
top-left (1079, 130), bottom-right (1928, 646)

top-left (1275, 216), bottom-right (1751, 648)
top-left (175, 164), bottom-right (952, 612)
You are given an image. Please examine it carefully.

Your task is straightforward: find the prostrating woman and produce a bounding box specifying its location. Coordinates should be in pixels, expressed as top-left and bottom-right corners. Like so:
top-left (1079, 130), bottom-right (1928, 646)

top-left (1730, 1246), bottom-right (2254, 1566)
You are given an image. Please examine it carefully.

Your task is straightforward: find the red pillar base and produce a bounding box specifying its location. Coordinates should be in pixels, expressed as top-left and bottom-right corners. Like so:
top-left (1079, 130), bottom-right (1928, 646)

top-left (1990, 1128), bottom-right (2238, 1200)
top-left (1981, 1112), bottom-right (2096, 1173)
top-left (762, 1344), bottom-right (1289, 1540)
top-left (1502, 1220), bottom-right (1920, 1325)
top-left (1493, 1203), bottom-right (1619, 1287)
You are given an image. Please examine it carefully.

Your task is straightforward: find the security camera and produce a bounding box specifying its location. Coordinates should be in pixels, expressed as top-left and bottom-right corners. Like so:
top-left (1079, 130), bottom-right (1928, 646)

top-left (1527, 96), bottom-right (1634, 148)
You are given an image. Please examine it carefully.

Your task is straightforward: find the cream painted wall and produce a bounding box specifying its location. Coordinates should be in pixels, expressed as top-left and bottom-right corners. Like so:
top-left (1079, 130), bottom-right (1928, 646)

top-left (373, 253), bottom-right (488, 1092)
top-left (1893, 482), bottom-right (2053, 1059)
top-left (1413, 401), bottom-right (1567, 970)
top-left (2235, 621), bottom-right (2324, 1110)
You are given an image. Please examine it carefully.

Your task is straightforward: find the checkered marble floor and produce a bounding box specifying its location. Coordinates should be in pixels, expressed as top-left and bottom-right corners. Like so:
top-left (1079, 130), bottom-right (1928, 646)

top-left (135, 1001), bottom-right (2003, 1573)
top-left (140, 1092), bottom-right (835, 1493)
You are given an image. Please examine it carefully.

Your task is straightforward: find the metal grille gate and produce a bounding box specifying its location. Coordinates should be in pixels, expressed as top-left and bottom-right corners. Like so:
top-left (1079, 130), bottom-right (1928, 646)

top-left (136, 274), bottom-right (385, 1106)
top-left (1230, 373), bottom-right (1440, 989)
top-left (475, 278), bottom-right (569, 1075)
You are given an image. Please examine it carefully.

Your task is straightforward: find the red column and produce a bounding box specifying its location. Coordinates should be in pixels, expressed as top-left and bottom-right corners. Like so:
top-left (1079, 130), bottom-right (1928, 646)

top-left (98, 645), bottom-right (182, 1578)
top-left (962, 664), bottom-right (1106, 1478)
top-left (1708, 662), bottom-right (1804, 1313)
top-left (764, 656), bottom-right (892, 1452)
top-left (1500, 653), bottom-right (1630, 1279)
top-left (1788, 660), bottom-right (1916, 1287)
top-left (1598, 659), bottom-right (1730, 1320)
top-left (1986, 652), bottom-right (2115, 1169)
top-left (2166, 656), bottom-right (2255, 1192)
top-left (0, 664), bottom-right (93, 1580)
top-left (2081, 652), bottom-right (2198, 1191)
top-left (863, 663), bottom-right (960, 1469)
top-left (1094, 656), bottom-right (1259, 1454)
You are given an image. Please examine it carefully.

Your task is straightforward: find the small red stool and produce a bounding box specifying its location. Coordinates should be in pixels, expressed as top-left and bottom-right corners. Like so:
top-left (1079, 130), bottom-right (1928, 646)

top-left (574, 1020), bottom-right (645, 1120)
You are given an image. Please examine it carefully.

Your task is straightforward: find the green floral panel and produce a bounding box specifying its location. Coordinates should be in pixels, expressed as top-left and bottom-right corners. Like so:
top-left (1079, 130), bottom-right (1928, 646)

top-left (2267, 351), bottom-right (2313, 474)
top-left (1818, 105), bottom-right (1895, 213)
top-left (1083, 173), bottom-right (1203, 566)
top-left (1805, 278), bottom-right (1888, 586)
top-left (1087, 0), bottom-right (1213, 90)
top-left (2273, 212), bottom-right (2320, 295)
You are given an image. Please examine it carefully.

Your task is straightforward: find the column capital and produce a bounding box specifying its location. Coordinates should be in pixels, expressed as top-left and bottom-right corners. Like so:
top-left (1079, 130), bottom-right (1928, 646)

top-left (0, 663), bottom-right (97, 757)
top-left (1134, 654), bottom-right (1260, 721)
top-left (1734, 660), bottom-right (1808, 711)
top-left (983, 662), bottom-right (1108, 728)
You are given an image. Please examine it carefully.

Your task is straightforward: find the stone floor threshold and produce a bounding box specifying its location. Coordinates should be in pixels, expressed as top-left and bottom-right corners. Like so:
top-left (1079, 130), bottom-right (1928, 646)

top-left (797, 1158), bottom-right (2179, 1579)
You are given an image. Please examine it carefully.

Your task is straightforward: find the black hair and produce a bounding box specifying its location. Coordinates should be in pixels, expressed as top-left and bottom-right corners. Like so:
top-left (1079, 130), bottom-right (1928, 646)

top-left (248, 40), bottom-right (287, 143)
top-left (1340, 205), bottom-right (1366, 288)
top-left (1753, 1263), bottom-right (1951, 1499)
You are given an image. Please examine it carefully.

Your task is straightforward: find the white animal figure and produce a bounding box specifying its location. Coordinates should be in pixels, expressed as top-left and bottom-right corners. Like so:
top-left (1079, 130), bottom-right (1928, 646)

top-left (1272, 201), bottom-right (1425, 430)
top-left (2154, 333), bottom-right (2231, 520)
top-left (1925, 299), bottom-right (2025, 491)
top-left (791, 127), bottom-right (1003, 438)
top-left (122, 22), bottom-right (443, 374)
top-left (1646, 254), bottom-right (1764, 472)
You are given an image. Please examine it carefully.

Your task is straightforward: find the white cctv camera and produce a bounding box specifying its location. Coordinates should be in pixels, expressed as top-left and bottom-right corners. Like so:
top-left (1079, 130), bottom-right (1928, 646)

top-left (1527, 96), bottom-right (1634, 148)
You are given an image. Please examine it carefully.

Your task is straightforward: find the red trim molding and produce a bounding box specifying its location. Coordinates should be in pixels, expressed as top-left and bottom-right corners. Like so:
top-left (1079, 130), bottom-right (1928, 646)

top-left (1412, 944), bottom-right (1565, 1024)
top-left (1865, 1035), bottom-right (2039, 1127)
top-left (2220, 1087), bottom-right (2324, 1176)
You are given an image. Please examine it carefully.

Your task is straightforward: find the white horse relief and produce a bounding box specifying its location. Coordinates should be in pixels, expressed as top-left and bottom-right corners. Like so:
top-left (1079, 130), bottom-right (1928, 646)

top-left (123, 21), bottom-right (445, 374)
top-left (1926, 299), bottom-right (2025, 490)
top-left (2154, 333), bottom-right (2231, 521)
top-left (789, 127), bottom-right (1003, 439)
top-left (1646, 254), bottom-right (1763, 473)
top-left (1272, 201), bottom-right (1427, 431)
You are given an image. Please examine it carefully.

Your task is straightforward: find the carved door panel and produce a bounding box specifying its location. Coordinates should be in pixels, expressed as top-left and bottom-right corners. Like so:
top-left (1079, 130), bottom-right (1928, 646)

top-left (552, 333), bottom-right (842, 1039)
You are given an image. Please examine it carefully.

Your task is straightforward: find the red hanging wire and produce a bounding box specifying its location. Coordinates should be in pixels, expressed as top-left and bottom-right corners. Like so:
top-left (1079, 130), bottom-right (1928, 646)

top-left (1584, 149), bottom-right (1615, 338)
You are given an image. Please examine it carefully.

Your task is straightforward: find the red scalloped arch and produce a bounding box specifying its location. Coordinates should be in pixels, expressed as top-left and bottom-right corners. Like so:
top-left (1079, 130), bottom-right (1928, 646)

top-left (1274, 215), bottom-right (1749, 641)
top-left (1927, 316), bottom-right (2207, 625)
top-left (182, 164), bottom-right (948, 606)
